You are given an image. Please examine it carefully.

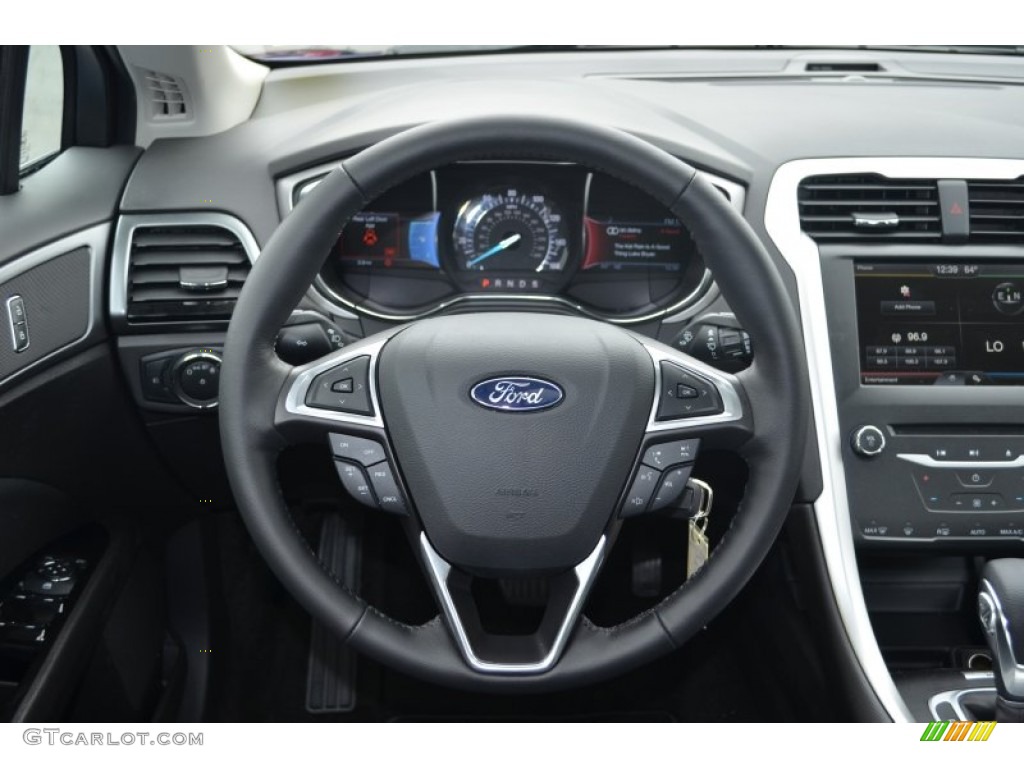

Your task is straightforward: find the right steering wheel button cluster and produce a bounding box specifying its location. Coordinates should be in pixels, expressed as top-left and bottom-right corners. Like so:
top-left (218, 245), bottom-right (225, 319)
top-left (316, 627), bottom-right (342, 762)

top-left (655, 362), bottom-right (723, 421)
top-left (621, 438), bottom-right (700, 518)
top-left (330, 433), bottom-right (408, 515)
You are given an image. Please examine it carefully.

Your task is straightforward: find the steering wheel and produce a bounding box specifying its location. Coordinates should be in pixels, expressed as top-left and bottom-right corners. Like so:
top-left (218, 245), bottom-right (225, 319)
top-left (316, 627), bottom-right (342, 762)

top-left (219, 116), bottom-right (808, 692)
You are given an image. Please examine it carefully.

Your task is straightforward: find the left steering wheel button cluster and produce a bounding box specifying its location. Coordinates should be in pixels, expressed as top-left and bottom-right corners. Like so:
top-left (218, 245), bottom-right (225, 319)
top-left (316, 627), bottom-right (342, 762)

top-left (621, 438), bottom-right (701, 518)
top-left (656, 362), bottom-right (722, 421)
top-left (306, 355), bottom-right (373, 415)
top-left (330, 433), bottom-right (407, 515)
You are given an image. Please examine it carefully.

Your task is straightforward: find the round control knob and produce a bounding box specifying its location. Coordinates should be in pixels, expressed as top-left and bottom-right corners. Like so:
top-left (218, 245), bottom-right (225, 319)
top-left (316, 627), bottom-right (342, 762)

top-left (171, 351), bottom-right (222, 408)
top-left (851, 425), bottom-right (886, 457)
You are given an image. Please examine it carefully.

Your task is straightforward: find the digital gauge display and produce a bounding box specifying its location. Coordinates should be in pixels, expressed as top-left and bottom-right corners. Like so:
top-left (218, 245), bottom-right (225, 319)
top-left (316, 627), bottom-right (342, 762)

top-left (337, 211), bottom-right (440, 269)
top-left (453, 189), bottom-right (569, 272)
top-left (581, 218), bottom-right (685, 271)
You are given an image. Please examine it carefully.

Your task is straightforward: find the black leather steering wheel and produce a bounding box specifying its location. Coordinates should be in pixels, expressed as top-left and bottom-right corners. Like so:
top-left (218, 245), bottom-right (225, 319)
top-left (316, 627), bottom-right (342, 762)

top-left (219, 116), bottom-right (808, 692)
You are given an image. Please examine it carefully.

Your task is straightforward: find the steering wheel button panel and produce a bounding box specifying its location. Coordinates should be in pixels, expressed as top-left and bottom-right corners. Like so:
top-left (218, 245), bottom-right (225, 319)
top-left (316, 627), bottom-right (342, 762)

top-left (306, 355), bottom-right (373, 415)
top-left (642, 438), bottom-right (701, 469)
top-left (334, 460), bottom-right (378, 508)
top-left (621, 465), bottom-right (661, 517)
top-left (656, 362), bottom-right (722, 421)
top-left (329, 433), bottom-right (387, 466)
top-left (365, 462), bottom-right (408, 515)
top-left (649, 465), bottom-right (695, 512)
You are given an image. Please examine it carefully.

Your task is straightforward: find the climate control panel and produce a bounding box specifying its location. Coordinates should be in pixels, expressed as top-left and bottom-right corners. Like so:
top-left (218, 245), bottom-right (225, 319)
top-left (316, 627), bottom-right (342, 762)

top-left (846, 426), bottom-right (1024, 545)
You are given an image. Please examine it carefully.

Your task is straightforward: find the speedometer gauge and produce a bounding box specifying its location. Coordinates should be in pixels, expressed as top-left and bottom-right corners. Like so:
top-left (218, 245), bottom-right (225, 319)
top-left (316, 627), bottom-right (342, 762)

top-left (453, 188), bottom-right (569, 272)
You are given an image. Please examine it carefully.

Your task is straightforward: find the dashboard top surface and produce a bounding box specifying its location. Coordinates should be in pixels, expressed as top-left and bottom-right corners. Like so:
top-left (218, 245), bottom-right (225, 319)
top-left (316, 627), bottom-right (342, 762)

top-left (120, 49), bottom-right (1024, 248)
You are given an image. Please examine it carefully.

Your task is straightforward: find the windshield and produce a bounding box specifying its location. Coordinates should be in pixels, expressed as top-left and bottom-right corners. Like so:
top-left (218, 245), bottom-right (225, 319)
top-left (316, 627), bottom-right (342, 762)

top-left (233, 45), bottom-right (1024, 65)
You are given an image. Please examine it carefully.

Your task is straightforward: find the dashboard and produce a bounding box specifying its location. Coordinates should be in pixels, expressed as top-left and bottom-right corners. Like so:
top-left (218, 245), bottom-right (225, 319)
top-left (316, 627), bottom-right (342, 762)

top-left (64, 47), bottom-right (1024, 722)
top-left (278, 161), bottom-right (742, 323)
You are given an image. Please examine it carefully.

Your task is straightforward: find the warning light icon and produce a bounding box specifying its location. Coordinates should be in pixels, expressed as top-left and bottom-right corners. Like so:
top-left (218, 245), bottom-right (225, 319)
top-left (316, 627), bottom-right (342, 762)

top-left (362, 228), bottom-right (379, 247)
top-left (949, 202), bottom-right (964, 216)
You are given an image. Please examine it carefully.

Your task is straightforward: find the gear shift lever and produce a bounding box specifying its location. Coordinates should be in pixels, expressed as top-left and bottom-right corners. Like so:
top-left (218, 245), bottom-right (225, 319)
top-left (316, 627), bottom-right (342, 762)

top-left (979, 559), bottom-right (1024, 722)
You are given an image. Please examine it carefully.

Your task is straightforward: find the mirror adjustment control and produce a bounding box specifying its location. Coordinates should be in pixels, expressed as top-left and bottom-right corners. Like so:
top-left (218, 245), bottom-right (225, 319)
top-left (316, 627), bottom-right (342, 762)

top-left (851, 425), bottom-right (886, 457)
top-left (307, 356), bottom-right (373, 415)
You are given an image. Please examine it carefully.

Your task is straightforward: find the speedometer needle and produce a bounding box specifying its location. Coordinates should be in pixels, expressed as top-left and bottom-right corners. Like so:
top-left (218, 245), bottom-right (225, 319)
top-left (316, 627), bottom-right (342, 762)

top-left (467, 234), bottom-right (521, 268)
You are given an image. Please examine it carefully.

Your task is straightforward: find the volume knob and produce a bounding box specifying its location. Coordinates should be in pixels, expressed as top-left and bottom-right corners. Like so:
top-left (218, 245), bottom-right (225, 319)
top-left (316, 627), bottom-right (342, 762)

top-left (851, 425), bottom-right (886, 458)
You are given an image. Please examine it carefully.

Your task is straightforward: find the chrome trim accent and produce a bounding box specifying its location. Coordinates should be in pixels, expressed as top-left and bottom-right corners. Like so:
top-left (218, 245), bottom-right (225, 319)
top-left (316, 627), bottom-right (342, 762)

top-left (275, 159), bottom-right (743, 325)
top-left (110, 212), bottom-right (261, 326)
top-left (0, 223), bottom-right (108, 391)
top-left (767, 157), bottom-right (1024, 723)
top-left (169, 350), bottom-right (222, 409)
top-left (979, 578), bottom-right (1024, 699)
top-left (419, 532), bottom-right (607, 675)
top-left (929, 687), bottom-right (996, 721)
top-left (274, 160), bottom-right (341, 219)
top-left (898, 453), bottom-right (1024, 469)
top-left (964, 670), bottom-right (996, 681)
top-left (640, 340), bottom-right (744, 433)
top-left (282, 336), bottom-right (387, 430)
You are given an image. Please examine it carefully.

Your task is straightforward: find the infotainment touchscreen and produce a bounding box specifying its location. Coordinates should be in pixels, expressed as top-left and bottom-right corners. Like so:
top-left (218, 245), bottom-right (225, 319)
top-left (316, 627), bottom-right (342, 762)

top-left (854, 262), bottom-right (1024, 386)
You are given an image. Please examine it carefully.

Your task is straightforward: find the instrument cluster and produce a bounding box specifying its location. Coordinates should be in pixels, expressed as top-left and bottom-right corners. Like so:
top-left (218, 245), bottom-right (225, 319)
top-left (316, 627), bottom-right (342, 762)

top-left (313, 161), bottom-right (723, 322)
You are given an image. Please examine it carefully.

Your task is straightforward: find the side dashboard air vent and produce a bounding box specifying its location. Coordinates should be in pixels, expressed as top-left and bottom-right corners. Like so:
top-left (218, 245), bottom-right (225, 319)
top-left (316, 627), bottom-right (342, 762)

top-left (126, 223), bottom-right (252, 324)
top-left (968, 178), bottom-right (1024, 243)
top-left (798, 174), bottom-right (941, 242)
top-left (144, 70), bottom-right (189, 119)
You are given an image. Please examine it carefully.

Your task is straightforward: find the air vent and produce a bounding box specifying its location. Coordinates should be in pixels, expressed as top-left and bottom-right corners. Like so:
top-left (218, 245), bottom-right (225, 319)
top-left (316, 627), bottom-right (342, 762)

top-left (798, 174), bottom-right (941, 242)
top-left (126, 224), bottom-right (251, 324)
top-left (968, 178), bottom-right (1024, 243)
top-left (144, 70), bottom-right (189, 119)
top-left (804, 62), bottom-right (884, 73)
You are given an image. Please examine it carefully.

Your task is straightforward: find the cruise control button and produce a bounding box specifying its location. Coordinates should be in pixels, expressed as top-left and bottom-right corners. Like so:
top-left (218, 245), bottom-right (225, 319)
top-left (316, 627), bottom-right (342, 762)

top-left (621, 466), bottom-right (660, 517)
top-left (334, 460), bottom-right (377, 508)
top-left (649, 465), bottom-right (693, 512)
top-left (365, 462), bottom-right (407, 515)
top-left (329, 434), bottom-right (386, 466)
top-left (306, 356), bottom-right (373, 415)
top-left (642, 439), bottom-right (700, 470)
top-left (656, 362), bottom-right (722, 421)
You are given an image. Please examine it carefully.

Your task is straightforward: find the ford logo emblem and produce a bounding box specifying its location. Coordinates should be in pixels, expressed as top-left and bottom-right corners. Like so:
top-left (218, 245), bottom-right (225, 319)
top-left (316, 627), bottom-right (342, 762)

top-left (469, 377), bottom-right (564, 413)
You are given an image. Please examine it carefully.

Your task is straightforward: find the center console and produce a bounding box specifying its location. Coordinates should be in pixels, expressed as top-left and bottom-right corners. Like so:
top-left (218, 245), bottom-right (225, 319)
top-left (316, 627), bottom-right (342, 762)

top-left (822, 251), bottom-right (1024, 546)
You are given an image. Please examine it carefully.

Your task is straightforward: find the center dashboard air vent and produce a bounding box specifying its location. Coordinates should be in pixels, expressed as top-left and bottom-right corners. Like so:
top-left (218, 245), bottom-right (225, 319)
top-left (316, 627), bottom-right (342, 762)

top-left (122, 219), bottom-right (254, 325)
top-left (798, 174), bottom-right (942, 242)
top-left (967, 178), bottom-right (1024, 243)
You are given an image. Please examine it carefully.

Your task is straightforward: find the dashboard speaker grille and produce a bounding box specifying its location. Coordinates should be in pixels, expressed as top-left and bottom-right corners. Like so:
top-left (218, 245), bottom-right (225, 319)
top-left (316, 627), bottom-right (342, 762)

top-left (798, 173), bottom-right (941, 242)
top-left (968, 178), bottom-right (1024, 243)
top-left (126, 224), bottom-right (251, 324)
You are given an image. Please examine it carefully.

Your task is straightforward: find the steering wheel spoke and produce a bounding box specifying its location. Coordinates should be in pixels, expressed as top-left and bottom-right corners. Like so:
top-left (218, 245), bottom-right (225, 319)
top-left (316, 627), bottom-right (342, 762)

top-left (419, 532), bottom-right (608, 674)
top-left (274, 335), bottom-right (411, 516)
top-left (617, 339), bottom-right (752, 520)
